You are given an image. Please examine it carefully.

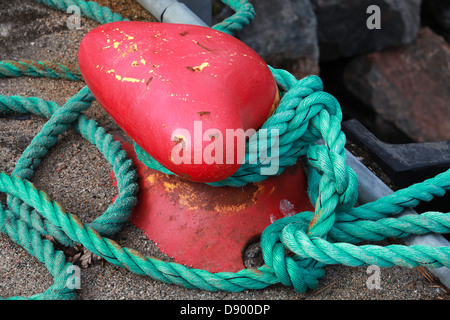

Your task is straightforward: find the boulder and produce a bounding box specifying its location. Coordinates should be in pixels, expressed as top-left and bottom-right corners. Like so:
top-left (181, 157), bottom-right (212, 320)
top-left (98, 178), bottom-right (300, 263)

top-left (311, 0), bottom-right (422, 61)
top-left (423, 0), bottom-right (450, 30)
top-left (422, 0), bottom-right (450, 43)
top-left (236, 0), bottom-right (319, 79)
top-left (343, 28), bottom-right (450, 142)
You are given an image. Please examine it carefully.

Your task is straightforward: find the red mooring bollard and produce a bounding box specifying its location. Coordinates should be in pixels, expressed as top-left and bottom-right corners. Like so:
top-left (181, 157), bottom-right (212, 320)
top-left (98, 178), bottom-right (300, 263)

top-left (80, 21), bottom-right (314, 272)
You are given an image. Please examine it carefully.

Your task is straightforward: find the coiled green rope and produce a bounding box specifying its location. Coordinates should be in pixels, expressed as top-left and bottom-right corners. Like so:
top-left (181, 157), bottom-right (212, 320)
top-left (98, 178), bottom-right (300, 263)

top-left (0, 0), bottom-right (449, 299)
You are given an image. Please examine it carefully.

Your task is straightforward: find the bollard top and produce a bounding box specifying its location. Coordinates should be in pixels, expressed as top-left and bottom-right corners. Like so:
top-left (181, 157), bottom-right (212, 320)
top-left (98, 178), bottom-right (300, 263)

top-left (79, 21), bottom-right (279, 182)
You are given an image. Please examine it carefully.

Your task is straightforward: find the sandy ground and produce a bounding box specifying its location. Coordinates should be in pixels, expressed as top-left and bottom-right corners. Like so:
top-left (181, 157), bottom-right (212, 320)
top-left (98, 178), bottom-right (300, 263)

top-left (0, 0), bottom-right (449, 302)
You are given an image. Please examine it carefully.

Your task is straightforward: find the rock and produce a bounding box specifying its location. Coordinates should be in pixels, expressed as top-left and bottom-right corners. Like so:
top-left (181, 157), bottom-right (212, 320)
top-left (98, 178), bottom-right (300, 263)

top-left (343, 28), bottom-right (450, 142)
top-left (423, 0), bottom-right (450, 30)
top-left (422, 0), bottom-right (450, 43)
top-left (311, 0), bottom-right (422, 61)
top-left (236, 0), bottom-right (319, 79)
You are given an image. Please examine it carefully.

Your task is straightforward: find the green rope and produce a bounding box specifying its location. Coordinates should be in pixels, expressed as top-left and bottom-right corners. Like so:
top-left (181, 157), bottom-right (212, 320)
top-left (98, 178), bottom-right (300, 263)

top-left (0, 60), bottom-right (82, 81)
top-left (211, 0), bottom-right (255, 35)
top-left (34, 0), bottom-right (125, 24)
top-left (0, 0), bottom-right (449, 299)
top-left (0, 201), bottom-right (76, 300)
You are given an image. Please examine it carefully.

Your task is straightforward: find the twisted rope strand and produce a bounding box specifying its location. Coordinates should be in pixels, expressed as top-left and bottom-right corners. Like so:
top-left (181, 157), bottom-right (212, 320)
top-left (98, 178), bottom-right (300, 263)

top-left (35, 0), bottom-right (125, 24)
top-left (0, 60), bottom-right (82, 81)
top-left (281, 224), bottom-right (450, 268)
top-left (0, 203), bottom-right (75, 300)
top-left (212, 0), bottom-right (255, 35)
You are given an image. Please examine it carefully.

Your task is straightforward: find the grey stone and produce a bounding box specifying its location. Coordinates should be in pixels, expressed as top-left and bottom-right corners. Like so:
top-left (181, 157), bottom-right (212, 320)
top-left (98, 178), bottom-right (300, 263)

top-left (343, 28), bottom-right (450, 142)
top-left (424, 0), bottom-right (450, 30)
top-left (236, 0), bottom-right (319, 79)
top-left (311, 0), bottom-right (422, 61)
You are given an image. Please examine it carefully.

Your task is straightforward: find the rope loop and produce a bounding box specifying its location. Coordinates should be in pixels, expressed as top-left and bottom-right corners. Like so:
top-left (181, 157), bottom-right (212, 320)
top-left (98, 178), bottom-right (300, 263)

top-left (212, 0), bottom-right (256, 35)
top-left (260, 215), bottom-right (326, 292)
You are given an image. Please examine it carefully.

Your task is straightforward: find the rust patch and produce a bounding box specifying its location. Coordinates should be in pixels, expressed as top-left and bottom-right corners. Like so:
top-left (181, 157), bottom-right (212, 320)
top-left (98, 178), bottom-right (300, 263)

top-left (186, 62), bottom-right (210, 72)
top-left (269, 186), bottom-right (276, 195)
top-left (251, 183), bottom-right (265, 203)
top-left (179, 172), bottom-right (192, 180)
top-left (179, 31), bottom-right (189, 36)
top-left (145, 173), bottom-right (157, 185)
top-left (213, 202), bottom-right (247, 213)
top-left (159, 173), bottom-right (262, 214)
top-left (146, 76), bottom-right (153, 90)
top-left (193, 40), bottom-right (212, 52)
top-left (197, 111), bottom-right (210, 116)
top-left (173, 136), bottom-right (183, 143)
top-left (307, 197), bottom-right (322, 232)
top-left (163, 181), bottom-right (177, 193)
